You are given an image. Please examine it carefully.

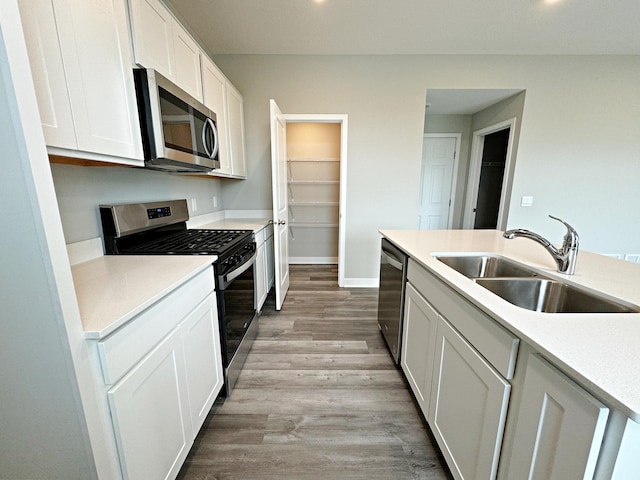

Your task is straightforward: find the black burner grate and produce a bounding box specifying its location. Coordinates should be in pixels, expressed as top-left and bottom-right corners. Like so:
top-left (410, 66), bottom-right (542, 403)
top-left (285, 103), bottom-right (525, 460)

top-left (122, 229), bottom-right (252, 255)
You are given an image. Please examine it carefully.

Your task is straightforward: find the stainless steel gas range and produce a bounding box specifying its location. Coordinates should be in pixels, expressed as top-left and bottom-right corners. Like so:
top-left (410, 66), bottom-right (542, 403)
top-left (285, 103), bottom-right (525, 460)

top-left (99, 199), bottom-right (258, 396)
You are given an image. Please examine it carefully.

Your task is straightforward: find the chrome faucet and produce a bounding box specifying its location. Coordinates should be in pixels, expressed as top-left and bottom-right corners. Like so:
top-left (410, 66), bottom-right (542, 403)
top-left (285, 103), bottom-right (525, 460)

top-left (503, 215), bottom-right (579, 275)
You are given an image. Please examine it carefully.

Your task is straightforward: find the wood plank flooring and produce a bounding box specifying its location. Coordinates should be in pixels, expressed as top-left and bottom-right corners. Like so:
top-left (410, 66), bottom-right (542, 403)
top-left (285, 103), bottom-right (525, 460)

top-left (177, 265), bottom-right (451, 480)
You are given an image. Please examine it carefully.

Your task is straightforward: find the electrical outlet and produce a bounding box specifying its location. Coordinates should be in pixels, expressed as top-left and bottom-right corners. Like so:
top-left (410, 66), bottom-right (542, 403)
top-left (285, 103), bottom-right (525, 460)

top-left (191, 198), bottom-right (197, 212)
top-left (212, 196), bottom-right (218, 208)
top-left (521, 195), bottom-right (533, 207)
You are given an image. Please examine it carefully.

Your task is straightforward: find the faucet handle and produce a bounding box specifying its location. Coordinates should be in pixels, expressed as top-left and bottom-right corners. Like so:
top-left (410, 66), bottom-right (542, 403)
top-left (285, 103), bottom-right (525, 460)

top-left (548, 215), bottom-right (579, 248)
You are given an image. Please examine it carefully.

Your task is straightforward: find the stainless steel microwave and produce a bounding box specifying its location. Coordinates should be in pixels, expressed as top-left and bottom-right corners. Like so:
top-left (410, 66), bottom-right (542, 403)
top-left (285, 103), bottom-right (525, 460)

top-left (133, 69), bottom-right (220, 173)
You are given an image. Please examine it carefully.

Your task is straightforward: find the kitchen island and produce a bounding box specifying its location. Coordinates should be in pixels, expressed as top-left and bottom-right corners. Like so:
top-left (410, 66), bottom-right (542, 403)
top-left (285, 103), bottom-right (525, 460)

top-left (380, 229), bottom-right (640, 479)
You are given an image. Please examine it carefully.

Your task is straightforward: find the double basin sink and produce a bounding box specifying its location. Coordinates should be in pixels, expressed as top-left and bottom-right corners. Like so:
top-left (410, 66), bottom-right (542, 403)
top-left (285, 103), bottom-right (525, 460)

top-left (435, 255), bottom-right (639, 314)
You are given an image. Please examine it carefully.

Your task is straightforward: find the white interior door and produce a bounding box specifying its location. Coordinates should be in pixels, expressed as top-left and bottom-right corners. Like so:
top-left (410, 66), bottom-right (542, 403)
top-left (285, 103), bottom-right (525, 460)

top-left (270, 99), bottom-right (289, 310)
top-left (418, 135), bottom-right (458, 229)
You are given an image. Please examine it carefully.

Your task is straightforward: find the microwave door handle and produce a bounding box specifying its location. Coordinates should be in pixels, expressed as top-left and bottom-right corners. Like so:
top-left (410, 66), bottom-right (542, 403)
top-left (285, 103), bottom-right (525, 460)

top-left (203, 118), bottom-right (218, 160)
top-left (209, 118), bottom-right (219, 159)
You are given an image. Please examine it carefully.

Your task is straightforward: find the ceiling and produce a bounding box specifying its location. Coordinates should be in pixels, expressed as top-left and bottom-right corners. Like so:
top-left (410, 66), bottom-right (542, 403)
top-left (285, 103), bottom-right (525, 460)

top-left (425, 89), bottom-right (523, 115)
top-left (167, 0), bottom-right (640, 56)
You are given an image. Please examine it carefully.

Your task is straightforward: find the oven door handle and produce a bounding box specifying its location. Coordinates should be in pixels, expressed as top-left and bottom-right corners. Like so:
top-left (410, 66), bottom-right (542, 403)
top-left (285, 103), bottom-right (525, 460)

top-left (222, 253), bottom-right (257, 286)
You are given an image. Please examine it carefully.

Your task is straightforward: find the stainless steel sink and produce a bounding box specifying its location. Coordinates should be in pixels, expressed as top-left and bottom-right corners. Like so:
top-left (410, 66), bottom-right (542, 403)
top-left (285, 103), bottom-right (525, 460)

top-left (435, 254), bottom-right (638, 314)
top-left (475, 278), bottom-right (639, 314)
top-left (435, 254), bottom-right (546, 279)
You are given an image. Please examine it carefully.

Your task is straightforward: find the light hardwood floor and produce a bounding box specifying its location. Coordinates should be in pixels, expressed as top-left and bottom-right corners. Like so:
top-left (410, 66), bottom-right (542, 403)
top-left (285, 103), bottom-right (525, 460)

top-left (177, 265), bottom-right (451, 480)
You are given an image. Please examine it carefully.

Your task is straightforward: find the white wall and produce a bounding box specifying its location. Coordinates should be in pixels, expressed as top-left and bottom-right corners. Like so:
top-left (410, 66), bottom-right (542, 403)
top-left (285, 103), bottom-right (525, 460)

top-left (51, 164), bottom-right (225, 243)
top-left (0, 3), bottom-right (99, 476)
top-left (214, 54), bottom-right (640, 281)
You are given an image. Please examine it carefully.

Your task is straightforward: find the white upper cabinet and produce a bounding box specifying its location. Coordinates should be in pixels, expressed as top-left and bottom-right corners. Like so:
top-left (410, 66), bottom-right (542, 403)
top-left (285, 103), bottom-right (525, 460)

top-left (18, 0), bottom-right (76, 149)
top-left (202, 55), bottom-right (247, 179)
top-left (226, 81), bottom-right (247, 178)
top-left (172, 24), bottom-right (202, 100)
top-left (201, 55), bottom-right (231, 175)
top-left (20, 0), bottom-right (144, 163)
top-left (127, 0), bottom-right (174, 76)
top-left (128, 0), bottom-right (202, 100)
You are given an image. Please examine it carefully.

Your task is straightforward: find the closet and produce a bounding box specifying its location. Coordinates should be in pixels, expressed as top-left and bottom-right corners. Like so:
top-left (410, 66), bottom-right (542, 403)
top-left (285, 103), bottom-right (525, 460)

top-left (286, 123), bottom-right (341, 264)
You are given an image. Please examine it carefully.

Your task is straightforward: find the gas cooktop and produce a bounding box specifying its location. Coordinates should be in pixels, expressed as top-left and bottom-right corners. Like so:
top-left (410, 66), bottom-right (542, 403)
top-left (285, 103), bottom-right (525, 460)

top-left (99, 199), bottom-right (253, 258)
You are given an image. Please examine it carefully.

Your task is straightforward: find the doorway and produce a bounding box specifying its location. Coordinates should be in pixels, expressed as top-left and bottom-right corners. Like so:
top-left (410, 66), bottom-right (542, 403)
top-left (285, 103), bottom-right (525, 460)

top-left (286, 122), bottom-right (341, 264)
top-left (418, 134), bottom-right (460, 229)
top-left (463, 118), bottom-right (517, 230)
top-left (270, 101), bottom-right (348, 310)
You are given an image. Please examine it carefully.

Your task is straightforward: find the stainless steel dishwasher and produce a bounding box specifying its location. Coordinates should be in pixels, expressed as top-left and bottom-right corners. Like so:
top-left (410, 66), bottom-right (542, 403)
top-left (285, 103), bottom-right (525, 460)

top-left (376, 238), bottom-right (408, 363)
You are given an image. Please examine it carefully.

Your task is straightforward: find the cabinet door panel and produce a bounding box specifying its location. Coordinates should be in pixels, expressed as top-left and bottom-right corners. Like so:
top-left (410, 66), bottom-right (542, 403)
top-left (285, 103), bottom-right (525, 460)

top-left (266, 232), bottom-right (275, 290)
top-left (201, 56), bottom-right (231, 174)
top-left (108, 328), bottom-right (192, 480)
top-left (173, 24), bottom-right (202, 100)
top-left (226, 82), bottom-right (246, 177)
top-left (55, 0), bottom-right (143, 159)
top-left (504, 354), bottom-right (609, 480)
top-left (18, 0), bottom-right (77, 149)
top-left (429, 317), bottom-right (510, 480)
top-left (181, 294), bottom-right (224, 434)
top-left (128, 0), bottom-right (175, 76)
top-left (401, 282), bottom-right (438, 417)
top-left (255, 241), bottom-right (267, 310)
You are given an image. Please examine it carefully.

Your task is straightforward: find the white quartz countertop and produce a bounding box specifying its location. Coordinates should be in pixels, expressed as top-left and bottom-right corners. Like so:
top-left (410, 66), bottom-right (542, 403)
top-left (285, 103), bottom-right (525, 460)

top-left (72, 255), bottom-right (215, 339)
top-left (197, 218), bottom-right (270, 233)
top-left (380, 229), bottom-right (640, 422)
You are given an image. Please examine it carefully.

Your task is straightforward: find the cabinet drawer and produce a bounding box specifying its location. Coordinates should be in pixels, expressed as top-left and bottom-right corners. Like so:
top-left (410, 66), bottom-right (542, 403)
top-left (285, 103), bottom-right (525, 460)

top-left (408, 259), bottom-right (519, 379)
top-left (98, 267), bottom-right (215, 384)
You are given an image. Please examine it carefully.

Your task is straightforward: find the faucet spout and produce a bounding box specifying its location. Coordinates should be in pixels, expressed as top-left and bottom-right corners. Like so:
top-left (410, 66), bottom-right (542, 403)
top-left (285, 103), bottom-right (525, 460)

top-left (503, 215), bottom-right (579, 275)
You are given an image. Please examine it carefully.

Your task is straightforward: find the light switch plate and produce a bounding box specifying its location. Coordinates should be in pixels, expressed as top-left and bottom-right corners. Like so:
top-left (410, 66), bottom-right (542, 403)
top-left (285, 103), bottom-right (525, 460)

top-left (521, 195), bottom-right (533, 207)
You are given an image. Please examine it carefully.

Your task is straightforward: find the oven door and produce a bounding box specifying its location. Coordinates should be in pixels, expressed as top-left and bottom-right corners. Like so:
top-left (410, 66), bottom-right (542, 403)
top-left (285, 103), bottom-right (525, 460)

top-left (217, 251), bottom-right (258, 396)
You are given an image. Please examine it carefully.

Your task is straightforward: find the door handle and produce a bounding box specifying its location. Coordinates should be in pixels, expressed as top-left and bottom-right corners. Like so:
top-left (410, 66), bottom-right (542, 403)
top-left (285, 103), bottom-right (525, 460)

top-left (277, 220), bottom-right (286, 225)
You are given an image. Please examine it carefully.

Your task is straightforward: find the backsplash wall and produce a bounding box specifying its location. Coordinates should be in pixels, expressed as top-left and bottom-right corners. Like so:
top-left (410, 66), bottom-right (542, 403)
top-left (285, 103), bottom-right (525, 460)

top-left (50, 163), bottom-right (224, 244)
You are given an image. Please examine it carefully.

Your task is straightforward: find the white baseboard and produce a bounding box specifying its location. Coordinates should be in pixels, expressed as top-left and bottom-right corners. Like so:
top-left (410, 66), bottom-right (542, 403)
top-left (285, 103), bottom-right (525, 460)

top-left (289, 257), bottom-right (338, 264)
top-left (341, 278), bottom-right (378, 288)
top-left (67, 237), bottom-right (104, 265)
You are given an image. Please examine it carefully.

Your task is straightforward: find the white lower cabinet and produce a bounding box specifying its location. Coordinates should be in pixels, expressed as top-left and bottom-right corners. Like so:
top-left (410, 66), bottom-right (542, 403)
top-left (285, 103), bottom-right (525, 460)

top-left (96, 268), bottom-right (223, 480)
top-left (429, 317), bottom-right (510, 480)
top-left (180, 294), bottom-right (224, 434)
top-left (401, 258), bottom-right (518, 480)
top-left (399, 256), bottom-right (624, 480)
top-left (255, 238), bottom-right (266, 310)
top-left (107, 328), bottom-right (192, 480)
top-left (255, 224), bottom-right (274, 311)
top-left (266, 230), bottom-right (275, 291)
top-left (500, 353), bottom-right (609, 480)
top-left (610, 417), bottom-right (640, 479)
top-left (401, 282), bottom-right (438, 418)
